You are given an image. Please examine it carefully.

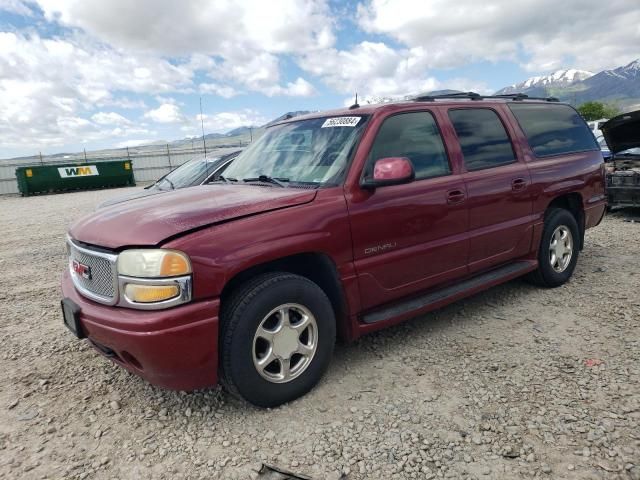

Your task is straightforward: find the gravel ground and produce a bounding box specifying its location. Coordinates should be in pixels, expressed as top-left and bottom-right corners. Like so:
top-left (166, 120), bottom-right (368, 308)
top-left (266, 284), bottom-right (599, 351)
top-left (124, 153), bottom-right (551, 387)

top-left (1, 187), bottom-right (639, 480)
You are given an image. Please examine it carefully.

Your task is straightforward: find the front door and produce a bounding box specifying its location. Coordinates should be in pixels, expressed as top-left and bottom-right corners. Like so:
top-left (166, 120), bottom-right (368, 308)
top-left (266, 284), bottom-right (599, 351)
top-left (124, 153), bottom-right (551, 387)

top-left (346, 110), bottom-right (469, 311)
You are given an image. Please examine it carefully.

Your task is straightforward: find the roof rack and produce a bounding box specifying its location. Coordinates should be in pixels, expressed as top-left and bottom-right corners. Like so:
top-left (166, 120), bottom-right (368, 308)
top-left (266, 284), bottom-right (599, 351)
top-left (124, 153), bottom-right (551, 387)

top-left (413, 91), bottom-right (482, 102)
top-left (413, 92), bottom-right (560, 103)
top-left (492, 93), bottom-right (560, 102)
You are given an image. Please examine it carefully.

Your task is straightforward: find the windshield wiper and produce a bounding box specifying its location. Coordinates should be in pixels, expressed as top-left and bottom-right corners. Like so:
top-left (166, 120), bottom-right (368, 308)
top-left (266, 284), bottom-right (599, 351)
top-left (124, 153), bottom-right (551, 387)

top-left (161, 177), bottom-right (176, 190)
top-left (242, 175), bottom-right (288, 187)
top-left (214, 175), bottom-right (238, 183)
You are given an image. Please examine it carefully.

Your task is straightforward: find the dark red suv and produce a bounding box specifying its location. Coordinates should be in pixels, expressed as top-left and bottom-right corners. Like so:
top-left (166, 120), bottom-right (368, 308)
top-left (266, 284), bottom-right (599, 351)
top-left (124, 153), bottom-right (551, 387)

top-left (61, 94), bottom-right (606, 407)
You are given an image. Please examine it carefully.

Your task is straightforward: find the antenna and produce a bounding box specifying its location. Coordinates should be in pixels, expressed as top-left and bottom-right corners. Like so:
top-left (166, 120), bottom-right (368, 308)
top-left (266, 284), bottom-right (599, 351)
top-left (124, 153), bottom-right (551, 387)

top-left (349, 92), bottom-right (359, 110)
top-left (199, 96), bottom-right (207, 158)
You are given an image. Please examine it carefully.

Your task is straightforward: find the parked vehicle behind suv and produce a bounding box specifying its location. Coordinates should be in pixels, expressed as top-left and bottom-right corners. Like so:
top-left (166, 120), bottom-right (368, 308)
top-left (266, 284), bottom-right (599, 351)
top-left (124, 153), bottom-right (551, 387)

top-left (61, 94), bottom-right (606, 407)
top-left (601, 110), bottom-right (640, 209)
top-left (97, 150), bottom-right (240, 208)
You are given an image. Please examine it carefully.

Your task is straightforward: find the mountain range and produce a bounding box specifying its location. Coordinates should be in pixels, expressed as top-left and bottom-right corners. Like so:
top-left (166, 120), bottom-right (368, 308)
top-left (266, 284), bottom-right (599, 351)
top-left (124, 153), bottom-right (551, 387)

top-left (169, 110), bottom-right (313, 147)
top-left (495, 59), bottom-right (640, 109)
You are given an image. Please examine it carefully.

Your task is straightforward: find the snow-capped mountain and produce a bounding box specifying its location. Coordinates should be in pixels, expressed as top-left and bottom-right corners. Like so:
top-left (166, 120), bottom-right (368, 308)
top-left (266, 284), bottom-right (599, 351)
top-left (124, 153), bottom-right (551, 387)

top-left (494, 59), bottom-right (640, 109)
top-left (495, 69), bottom-right (594, 95)
top-left (581, 59), bottom-right (640, 101)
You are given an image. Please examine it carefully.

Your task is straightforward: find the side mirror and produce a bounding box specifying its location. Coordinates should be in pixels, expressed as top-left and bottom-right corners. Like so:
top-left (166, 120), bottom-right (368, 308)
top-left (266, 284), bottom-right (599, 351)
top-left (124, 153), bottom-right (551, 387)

top-left (361, 157), bottom-right (415, 189)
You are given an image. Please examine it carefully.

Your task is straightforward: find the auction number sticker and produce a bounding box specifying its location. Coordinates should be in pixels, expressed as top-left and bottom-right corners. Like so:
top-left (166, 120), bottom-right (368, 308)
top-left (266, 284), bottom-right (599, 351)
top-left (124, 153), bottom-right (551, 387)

top-left (321, 116), bottom-right (361, 128)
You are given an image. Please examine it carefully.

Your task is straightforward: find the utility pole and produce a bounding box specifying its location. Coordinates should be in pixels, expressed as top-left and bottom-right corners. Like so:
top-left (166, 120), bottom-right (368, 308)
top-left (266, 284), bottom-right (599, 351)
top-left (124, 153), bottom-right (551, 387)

top-left (199, 97), bottom-right (207, 158)
top-left (249, 127), bottom-right (253, 143)
top-left (39, 151), bottom-right (43, 165)
top-left (83, 148), bottom-right (87, 163)
top-left (166, 144), bottom-right (172, 168)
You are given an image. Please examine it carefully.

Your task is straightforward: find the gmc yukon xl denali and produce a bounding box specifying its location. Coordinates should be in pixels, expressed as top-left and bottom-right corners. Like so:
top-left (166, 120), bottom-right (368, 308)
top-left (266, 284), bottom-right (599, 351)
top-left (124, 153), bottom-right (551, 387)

top-left (61, 94), bottom-right (607, 407)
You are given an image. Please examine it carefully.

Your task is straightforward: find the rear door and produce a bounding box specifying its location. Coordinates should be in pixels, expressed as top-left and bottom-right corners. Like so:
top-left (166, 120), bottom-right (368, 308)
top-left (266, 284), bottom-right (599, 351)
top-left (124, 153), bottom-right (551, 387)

top-left (446, 106), bottom-right (534, 273)
top-left (347, 110), bottom-right (469, 310)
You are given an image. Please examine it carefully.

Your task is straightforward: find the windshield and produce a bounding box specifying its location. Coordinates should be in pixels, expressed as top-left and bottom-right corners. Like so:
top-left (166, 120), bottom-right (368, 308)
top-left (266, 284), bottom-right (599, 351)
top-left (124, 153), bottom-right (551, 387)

top-left (222, 115), bottom-right (369, 186)
top-left (158, 156), bottom-right (223, 189)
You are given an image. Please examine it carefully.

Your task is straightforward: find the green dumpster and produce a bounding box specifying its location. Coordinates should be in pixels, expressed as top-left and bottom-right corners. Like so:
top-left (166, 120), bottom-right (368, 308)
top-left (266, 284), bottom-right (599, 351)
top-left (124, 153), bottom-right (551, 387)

top-left (15, 160), bottom-right (135, 196)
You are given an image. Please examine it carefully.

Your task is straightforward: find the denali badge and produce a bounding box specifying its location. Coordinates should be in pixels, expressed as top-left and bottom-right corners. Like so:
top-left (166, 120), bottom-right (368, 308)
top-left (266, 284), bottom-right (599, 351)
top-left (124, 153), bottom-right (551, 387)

top-left (364, 242), bottom-right (397, 255)
top-left (72, 260), bottom-right (92, 280)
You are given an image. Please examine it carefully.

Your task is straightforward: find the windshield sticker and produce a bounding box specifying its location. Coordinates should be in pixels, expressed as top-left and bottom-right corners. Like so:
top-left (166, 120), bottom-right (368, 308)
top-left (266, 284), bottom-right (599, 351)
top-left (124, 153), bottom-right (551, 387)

top-left (321, 117), bottom-right (361, 128)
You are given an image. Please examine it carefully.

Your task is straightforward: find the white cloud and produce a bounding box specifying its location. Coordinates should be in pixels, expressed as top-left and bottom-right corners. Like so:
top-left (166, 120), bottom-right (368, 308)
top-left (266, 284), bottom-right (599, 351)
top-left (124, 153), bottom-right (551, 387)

top-left (0, 0), bottom-right (33, 16)
top-left (299, 41), bottom-right (439, 98)
top-left (4, 0), bottom-right (639, 157)
top-left (91, 111), bottom-right (132, 125)
top-left (298, 0), bottom-right (639, 99)
top-left (143, 103), bottom-right (186, 124)
top-left (269, 77), bottom-right (317, 97)
top-left (204, 52), bottom-right (316, 98)
top-left (30, 0), bottom-right (324, 100)
top-left (101, 97), bottom-right (147, 109)
top-left (0, 31), bottom-right (194, 151)
top-left (182, 110), bottom-right (268, 135)
top-left (199, 83), bottom-right (239, 99)
top-left (357, 0), bottom-right (640, 73)
top-left (35, 0), bottom-right (335, 56)
top-left (200, 110), bottom-right (267, 132)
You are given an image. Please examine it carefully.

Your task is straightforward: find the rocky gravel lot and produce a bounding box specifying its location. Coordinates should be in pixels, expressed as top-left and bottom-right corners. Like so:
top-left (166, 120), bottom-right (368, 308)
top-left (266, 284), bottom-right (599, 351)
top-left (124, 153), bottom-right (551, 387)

top-left (0, 187), bottom-right (639, 480)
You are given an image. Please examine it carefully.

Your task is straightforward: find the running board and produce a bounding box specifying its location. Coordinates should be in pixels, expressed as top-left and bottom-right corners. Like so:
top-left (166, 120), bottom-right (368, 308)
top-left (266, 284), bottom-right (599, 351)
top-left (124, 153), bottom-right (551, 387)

top-left (361, 261), bottom-right (534, 324)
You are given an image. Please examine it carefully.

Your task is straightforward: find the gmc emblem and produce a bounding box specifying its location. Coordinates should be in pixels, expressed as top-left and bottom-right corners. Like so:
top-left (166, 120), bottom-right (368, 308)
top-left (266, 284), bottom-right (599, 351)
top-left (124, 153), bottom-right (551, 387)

top-left (72, 260), bottom-right (92, 280)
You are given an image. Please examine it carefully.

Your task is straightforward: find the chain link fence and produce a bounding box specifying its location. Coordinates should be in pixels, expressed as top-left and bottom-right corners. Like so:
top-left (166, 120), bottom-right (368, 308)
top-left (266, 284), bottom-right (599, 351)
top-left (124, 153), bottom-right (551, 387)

top-left (0, 142), bottom-right (246, 195)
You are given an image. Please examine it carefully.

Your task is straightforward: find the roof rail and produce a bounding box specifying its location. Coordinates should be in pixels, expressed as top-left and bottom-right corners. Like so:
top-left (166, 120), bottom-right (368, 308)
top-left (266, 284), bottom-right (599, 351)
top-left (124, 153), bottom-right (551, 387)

top-left (413, 92), bottom-right (560, 103)
top-left (413, 91), bottom-right (483, 102)
top-left (492, 93), bottom-right (560, 102)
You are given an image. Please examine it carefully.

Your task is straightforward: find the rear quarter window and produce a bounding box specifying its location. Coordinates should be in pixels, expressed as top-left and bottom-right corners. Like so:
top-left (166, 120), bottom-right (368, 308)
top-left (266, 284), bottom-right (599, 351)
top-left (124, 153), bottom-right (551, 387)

top-left (509, 103), bottom-right (598, 157)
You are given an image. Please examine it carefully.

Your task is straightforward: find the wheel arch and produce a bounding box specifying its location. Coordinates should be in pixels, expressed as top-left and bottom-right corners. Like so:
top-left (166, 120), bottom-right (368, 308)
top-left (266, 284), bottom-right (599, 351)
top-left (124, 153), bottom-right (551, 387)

top-left (220, 252), bottom-right (350, 341)
top-left (545, 192), bottom-right (585, 250)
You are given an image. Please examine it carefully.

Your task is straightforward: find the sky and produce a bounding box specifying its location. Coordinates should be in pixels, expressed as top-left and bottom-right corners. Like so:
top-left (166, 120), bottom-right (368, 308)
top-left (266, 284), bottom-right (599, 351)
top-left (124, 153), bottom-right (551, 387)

top-left (1, 0), bottom-right (639, 158)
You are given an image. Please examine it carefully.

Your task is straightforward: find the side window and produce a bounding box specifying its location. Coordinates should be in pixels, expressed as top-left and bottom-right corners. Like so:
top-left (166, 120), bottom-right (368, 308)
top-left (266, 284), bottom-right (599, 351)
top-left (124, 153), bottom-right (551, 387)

top-left (449, 108), bottom-right (517, 171)
top-left (368, 112), bottom-right (451, 180)
top-left (509, 103), bottom-right (599, 157)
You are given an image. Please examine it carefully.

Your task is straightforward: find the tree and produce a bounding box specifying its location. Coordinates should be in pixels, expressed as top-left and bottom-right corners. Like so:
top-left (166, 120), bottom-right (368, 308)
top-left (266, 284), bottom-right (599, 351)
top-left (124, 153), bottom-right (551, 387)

top-left (577, 101), bottom-right (620, 121)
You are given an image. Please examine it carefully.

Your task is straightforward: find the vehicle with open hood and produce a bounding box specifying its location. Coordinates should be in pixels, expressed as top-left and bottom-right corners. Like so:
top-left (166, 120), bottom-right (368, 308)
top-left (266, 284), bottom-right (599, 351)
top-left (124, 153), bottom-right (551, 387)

top-left (601, 110), bottom-right (640, 209)
top-left (61, 93), bottom-right (606, 407)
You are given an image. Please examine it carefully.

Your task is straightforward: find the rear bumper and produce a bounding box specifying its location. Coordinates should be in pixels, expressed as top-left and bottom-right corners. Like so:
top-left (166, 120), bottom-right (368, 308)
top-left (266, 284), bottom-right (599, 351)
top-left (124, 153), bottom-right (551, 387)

top-left (61, 270), bottom-right (219, 391)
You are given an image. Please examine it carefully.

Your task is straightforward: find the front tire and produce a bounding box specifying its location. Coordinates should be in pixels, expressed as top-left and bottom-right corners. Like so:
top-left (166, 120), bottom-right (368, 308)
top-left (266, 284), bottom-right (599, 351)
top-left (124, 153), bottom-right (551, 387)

top-left (528, 208), bottom-right (580, 288)
top-left (219, 273), bottom-right (336, 407)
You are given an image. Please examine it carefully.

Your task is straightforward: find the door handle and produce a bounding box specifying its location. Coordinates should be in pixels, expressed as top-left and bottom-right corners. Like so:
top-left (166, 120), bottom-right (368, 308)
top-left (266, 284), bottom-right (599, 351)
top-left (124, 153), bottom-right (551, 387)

top-left (511, 178), bottom-right (527, 191)
top-left (446, 189), bottom-right (466, 205)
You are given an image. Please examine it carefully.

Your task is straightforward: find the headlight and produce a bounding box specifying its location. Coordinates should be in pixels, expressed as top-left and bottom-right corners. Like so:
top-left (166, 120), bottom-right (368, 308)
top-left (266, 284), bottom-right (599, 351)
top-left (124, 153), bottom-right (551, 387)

top-left (117, 249), bottom-right (191, 278)
top-left (116, 249), bottom-right (192, 309)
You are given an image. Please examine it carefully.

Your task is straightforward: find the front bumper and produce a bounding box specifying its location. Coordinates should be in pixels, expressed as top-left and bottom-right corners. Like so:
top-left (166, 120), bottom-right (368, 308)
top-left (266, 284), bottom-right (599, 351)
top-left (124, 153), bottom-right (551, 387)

top-left (607, 171), bottom-right (640, 208)
top-left (61, 270), bottom-right (219, 391)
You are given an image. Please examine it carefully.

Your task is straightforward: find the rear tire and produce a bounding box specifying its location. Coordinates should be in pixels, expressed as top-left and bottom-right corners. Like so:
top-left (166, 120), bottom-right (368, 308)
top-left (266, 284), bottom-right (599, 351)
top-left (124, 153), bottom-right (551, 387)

top-left (527, 208), bottom-right (580, 288)
top-left (219, 272), bottom-right (336, 407)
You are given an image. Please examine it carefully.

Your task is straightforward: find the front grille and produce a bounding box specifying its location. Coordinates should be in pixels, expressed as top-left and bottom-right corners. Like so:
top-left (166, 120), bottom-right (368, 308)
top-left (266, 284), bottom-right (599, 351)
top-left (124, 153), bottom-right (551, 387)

top-left (608, 171), bottom-right (640, 187)
top-left (68, 240), bottom-right (117, 303)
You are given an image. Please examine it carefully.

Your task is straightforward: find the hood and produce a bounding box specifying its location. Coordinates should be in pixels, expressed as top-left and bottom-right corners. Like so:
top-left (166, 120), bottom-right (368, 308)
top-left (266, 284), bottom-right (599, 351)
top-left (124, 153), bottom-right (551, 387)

top-left (601, 110), bottom-right (640, 154)
top-left (96, 186), bottom-right (165, 209)
top-left (71, 185), bottom-right (317, 249)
